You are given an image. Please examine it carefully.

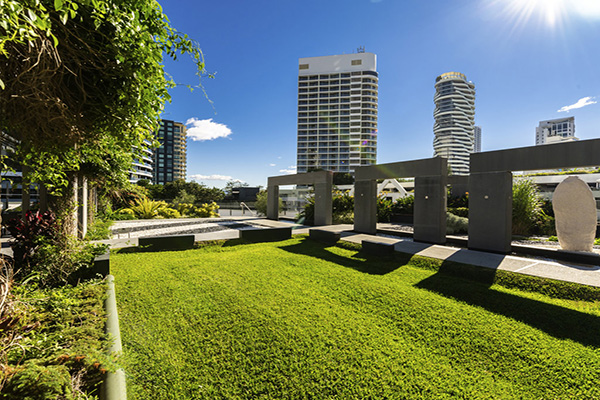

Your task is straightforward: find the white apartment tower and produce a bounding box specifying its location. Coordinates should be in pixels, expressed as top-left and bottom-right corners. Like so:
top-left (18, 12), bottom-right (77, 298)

top-left (296, 52), bottom-right (378, 174)
top-left (535, 117), bottom-right (577, 145)
top-left (474, 126), bottom-right (482, 153)
top-left (433, 72), bottom-right (476, 175)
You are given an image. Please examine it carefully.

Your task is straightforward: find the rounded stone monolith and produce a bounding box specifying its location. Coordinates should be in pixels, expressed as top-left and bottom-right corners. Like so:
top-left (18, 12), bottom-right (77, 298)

top-left (552, 176), bottom-right (597, 252)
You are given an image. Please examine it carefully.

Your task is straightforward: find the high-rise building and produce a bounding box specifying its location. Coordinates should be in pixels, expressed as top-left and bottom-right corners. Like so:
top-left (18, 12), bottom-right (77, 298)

top-left (535, 117), bottom-right (578, 145)
top-left (473, 126), bottom-right (482, 153)
top-left (129, 141), bottom-right (154, 184)
top-left (433, 72), bottom-right (476, 175)
top-left (296, 51), bottom-right (378, 174)
top-left (154, 119), bottom-right (187, 185)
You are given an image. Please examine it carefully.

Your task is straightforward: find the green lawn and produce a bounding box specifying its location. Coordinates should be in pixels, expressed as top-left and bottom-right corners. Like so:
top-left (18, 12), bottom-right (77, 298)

top-left (111, 237), bottom-right (600, 400)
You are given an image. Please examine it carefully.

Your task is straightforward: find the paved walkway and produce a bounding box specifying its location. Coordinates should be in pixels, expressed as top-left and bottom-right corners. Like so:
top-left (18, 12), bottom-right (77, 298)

top-left (91, 217), bottom-right (600, 289)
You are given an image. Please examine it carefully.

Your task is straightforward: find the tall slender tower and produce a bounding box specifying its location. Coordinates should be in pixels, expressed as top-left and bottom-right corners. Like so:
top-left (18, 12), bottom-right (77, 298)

top-left (473, 126), bottom-right (482, 153)
top-left (296, 52), bottom-right (378, 174)
top-left (433, 72), bottom-right (475, 175)
top-left (154, 119), bottom-right (187, 184)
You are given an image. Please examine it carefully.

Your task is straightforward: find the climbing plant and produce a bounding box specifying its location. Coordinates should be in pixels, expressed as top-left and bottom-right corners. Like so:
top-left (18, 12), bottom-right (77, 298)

top-left (0, 0), bottom-right (207, 191)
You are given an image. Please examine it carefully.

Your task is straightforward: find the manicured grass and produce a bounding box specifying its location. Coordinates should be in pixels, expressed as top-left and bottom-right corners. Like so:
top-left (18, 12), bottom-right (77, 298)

top-left (111, 237), bottom-right (600, 399)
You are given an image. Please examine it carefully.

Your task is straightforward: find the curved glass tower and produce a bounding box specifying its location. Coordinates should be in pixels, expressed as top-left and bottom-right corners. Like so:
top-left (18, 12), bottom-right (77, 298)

top-left (433, 72), bottom-right (475, 175)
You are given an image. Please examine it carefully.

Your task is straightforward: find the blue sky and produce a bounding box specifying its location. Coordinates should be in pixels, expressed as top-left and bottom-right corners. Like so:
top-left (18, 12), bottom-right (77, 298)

top-left (158, 0), bottom-right (600, 188)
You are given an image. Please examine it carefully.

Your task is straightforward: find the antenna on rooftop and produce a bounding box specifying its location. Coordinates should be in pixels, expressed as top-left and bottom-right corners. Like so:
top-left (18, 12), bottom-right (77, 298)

top-left (357, 46), bottom-right (365, 53)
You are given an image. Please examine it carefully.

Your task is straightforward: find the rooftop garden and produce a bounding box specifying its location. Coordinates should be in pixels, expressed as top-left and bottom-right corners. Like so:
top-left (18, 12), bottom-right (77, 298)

top-left (112, 237), bottom-right (600, 399)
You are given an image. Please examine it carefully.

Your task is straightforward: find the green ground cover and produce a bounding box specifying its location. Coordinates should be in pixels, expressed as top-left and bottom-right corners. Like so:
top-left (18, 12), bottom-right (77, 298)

top-left (111, 237), bottom-right (600, 400)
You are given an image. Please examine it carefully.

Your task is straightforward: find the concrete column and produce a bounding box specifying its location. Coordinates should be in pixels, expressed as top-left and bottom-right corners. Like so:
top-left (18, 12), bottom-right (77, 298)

top-left (414, 175), bottom-right (447, 244)
top-left (468, 171), bottom-right (513, 253)
top-left (314, 182), bottom-right (332, 226)
top-left (353, 180), bottom-right (377, 234)
top-left (77, 173), bottom-right (88, 239)
top-left (266, 185), bottom-right (279, 220)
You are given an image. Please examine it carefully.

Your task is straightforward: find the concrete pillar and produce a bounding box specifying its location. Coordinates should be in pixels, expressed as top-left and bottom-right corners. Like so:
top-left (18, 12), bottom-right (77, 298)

top-left (468, 171), bottom-right (513, 253)
top-left (266, 185), bottom-right (279, 220)
top-left (414, 175), bottom-right (447, 244)
top-left (353, 180), bottom-right (377, 234)
top-left (77, 173), bottom-right (88, 239)
top-left (314, 182), bottom-right (332, 226)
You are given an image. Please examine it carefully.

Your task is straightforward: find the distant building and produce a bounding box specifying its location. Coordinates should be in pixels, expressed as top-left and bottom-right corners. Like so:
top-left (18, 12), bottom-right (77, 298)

top-left (535, 117), bottom-right (578, 145)
top-left (154, 119), bottom-right (187, 185)
top-left (473, 126), bottom-right (482, 153)
top-left (129, 140), bottom-right (154, 184)
top-left (433, 72), bottom-right (476, 175)
top-left (296, 51), bottom-right (378, 175)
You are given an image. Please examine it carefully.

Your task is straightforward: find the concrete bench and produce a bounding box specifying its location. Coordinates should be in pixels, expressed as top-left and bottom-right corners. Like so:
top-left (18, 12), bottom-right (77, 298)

top-left (240, 227), bottom-right (292, 242)
top-left (361, 240), bottom-right (395, 255)
top-left (93, 251), bottom-right (110, 276)
top-left (309, 229), bottom-right (341, 244)
top-left (138, 235), bottom-right (195, 251)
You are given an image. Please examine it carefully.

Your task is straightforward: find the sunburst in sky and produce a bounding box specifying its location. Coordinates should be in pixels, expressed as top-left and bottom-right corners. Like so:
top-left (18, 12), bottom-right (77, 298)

top-left (493, 0), bottom-right (600, 29)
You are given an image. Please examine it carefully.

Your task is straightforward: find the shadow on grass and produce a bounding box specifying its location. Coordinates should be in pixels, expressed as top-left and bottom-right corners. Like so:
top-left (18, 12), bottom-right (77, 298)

top-left (415, 261), bottom-right (600, 348)
top-left (279, 237), bottom-right (409, 275)
top-left (114, 238), bottom-right (245, 254)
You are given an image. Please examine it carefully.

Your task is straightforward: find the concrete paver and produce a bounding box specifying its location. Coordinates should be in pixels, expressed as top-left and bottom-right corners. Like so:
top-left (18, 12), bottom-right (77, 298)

top-left (95, 217), bottom-right (600, 288)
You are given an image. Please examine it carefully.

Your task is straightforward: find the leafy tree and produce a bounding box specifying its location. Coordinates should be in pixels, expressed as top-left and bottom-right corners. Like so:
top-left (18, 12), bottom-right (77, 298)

top-left (0, 0), bottom-right (208, 198)
top-left (224, 180), bottom-right (249, 196)
top-left (151, 179), bottom-right (225, 204)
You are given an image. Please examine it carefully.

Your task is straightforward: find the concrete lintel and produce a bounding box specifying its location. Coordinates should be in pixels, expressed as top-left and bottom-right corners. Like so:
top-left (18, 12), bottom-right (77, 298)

top-left (268, 170), bottom-right (333, 186)
top-left (471, 138), bottom-right (600, 173)
top-left (355, 157), bottom-right (447, 181)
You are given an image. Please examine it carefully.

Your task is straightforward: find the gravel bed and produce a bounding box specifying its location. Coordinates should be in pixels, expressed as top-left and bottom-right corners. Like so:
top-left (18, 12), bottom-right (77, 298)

top-left (111, 220), bottom-right (262, 239)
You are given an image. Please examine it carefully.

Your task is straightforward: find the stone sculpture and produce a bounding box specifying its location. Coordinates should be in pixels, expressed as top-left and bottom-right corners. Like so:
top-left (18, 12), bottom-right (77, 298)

top-left (552, 176), bottom-right (597, 252)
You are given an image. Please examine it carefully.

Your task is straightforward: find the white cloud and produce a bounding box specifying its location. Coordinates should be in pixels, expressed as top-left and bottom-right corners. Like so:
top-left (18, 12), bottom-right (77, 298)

top-left (557, 97), bottom-right (597, 113)
top-left (279, 166), bottom-right (297, 175)
top-left (185, 118), bottom-right (232, 141)
top-left (189, 174), bottom-right (232, 181)
top-left (269, 163), bottom-right (276, 167)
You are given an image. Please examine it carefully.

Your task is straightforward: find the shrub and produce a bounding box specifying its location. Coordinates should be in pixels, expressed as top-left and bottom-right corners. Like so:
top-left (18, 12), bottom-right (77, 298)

top-left (512, 178), bottom-right (544, 236)
top-left (6, 211), bottom-right (58, 271)
top-left (84, 219), bottom-right (114, 240)
top-left (333, 193), bottom-right (354, 215)
top-left (6, 211), bottom-right (107, 287)
top-left (192, 202), bottom-right (220, 218)
top-left (176, 202), bottom-right (196, 216)
top-left (333, 211), bottom-right (354, 224)
top-left (391, 195), bottom-right (414, 215)
top-left (113, 208), bottom-right (135, 220)
top-left (172, 189), bottom-right (196, 206)
top-left (448, 192), bottom-right (469, 208)
top-left (255, 190), bottom-right (283, 217)
top-left (448, 207), bottom-right (468, 218)
top-left (377, 197), bottom-right (393, 222)
top-left (447, 212), bottom-right (468, 235)
top-left (157, 207), bottom-right (181, 219)
top-left (121, 198), bottom-right (174, 219)
top-left (297, 196), bottom-right (315, 225)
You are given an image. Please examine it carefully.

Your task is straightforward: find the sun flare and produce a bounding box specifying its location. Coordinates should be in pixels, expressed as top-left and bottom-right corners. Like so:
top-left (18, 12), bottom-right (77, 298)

top-left (496, 0), bottom-right (600, 29)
